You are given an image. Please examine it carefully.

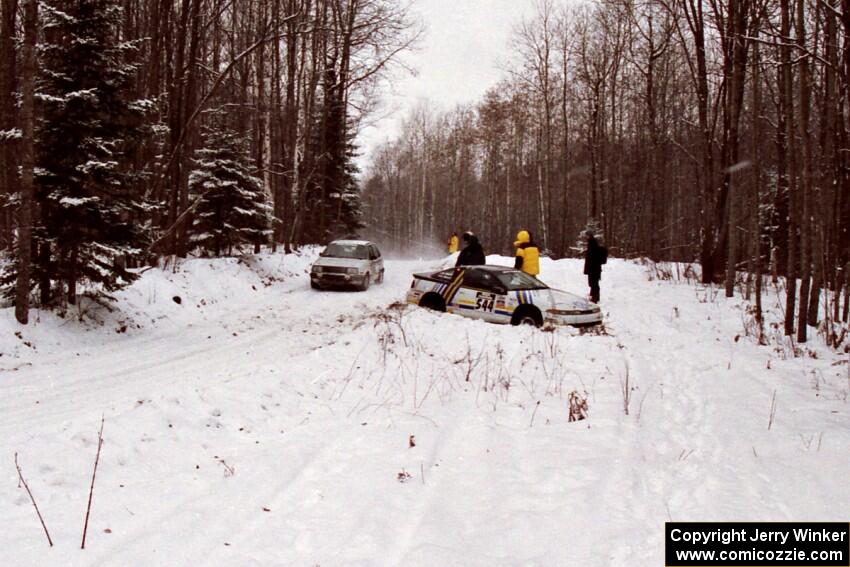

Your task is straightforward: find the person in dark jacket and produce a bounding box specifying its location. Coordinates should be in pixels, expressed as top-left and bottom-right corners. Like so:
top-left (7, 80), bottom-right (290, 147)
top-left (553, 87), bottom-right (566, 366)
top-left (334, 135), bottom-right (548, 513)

top-left (456, 231), bottom-right (486, 266)
top-left (583, 231), bottom-right (604, 303)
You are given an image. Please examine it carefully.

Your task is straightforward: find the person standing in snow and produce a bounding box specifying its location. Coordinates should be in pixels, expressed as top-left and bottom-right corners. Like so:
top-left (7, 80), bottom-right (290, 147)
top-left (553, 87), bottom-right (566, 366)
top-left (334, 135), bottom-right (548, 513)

top-left (583, 230), bottom-right (606, 303)
top-left (513, 230), bottom-right (540, 276)
top-left (448, 232), bottom-right (459, 254)
top-left (456, 231), bottom-right (486, 266)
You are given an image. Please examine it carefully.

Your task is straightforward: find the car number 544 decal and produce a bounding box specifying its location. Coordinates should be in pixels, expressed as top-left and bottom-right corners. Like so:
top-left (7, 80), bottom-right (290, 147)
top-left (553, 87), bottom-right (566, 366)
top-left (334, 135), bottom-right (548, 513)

top-left (475, 292), bottom-right (496, 312)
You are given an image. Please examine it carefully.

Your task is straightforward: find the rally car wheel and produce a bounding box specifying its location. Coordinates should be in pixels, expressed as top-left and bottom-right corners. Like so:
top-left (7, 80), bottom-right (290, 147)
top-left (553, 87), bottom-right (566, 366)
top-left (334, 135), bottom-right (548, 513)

top-left (360, 273), bottom-right (371, 292)
top-left (419, 293), bottom-right (446, 312)
top-left (377, 269), bottom-right (384, 284)
top-left (512, 306), bottom-right (542, 327)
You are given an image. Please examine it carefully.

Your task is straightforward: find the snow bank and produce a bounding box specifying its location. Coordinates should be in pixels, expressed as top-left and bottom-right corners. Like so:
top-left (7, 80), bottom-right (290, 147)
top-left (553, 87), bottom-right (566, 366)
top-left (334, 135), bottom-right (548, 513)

top-left (0, 249), bottom-right (319, 369)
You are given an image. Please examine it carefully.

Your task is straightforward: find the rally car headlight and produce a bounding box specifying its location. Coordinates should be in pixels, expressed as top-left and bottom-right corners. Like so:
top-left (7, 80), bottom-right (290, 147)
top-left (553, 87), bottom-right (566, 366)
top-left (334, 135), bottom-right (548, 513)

top-left (312, 265), bottom-right (323, 274)
top-left (547, 306), bottom-right (600, 316)
top-left (547, 308), bottom-right (583, 316)
top-left (346, 267), bottom-right (360, 274)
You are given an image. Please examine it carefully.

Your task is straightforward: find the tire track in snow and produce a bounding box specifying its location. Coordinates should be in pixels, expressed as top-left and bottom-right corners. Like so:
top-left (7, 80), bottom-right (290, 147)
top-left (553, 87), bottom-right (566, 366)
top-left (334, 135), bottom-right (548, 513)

top-left (89, 423), bottom-right (351, 566)
top-left (376, 412), bottom-right (473, 567)
top-left (604, 279), bottom-right (791, 552)
top-left (0, 277), bottom-right (407, 439)
top-left (0, 326), bottom-right (283, 435)
top-left (0, 260), bottom-right (427, 566)
top-left (601, 299), bottom-right (718, 563)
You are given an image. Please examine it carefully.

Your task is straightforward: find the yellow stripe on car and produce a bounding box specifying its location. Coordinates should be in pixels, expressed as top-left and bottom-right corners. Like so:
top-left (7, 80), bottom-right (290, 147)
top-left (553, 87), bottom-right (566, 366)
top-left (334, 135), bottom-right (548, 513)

top-left (442, 271), bottom-right (465, 302)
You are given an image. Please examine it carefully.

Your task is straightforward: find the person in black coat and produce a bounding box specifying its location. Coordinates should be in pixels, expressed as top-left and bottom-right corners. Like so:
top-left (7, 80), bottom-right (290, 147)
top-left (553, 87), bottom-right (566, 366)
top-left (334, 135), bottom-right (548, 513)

top-left (583, 231), bottom-right (604, 303)
top-left (456, 232), bottom-right (486, 266)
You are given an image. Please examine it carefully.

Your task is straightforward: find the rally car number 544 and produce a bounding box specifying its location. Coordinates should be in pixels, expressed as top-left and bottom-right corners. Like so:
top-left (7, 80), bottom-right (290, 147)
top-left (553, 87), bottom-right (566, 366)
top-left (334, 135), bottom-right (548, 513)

top-left (406, 265), bottom-right (602, 328)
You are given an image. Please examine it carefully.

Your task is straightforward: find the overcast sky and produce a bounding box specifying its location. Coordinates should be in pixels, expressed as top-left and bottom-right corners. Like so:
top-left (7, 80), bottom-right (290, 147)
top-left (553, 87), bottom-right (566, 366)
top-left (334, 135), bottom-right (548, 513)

top-left (356, 0), bottom-right (538, 171)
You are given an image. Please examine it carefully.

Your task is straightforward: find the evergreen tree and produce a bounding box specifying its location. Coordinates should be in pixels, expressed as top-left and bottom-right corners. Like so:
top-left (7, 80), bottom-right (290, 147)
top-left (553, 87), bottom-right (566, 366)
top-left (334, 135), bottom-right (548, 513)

top-left (301, 67), bottom-right (364, 242)
top-left (31, 0), bottom-right (154, 304)
top-left (335, 134), bottom-right (365, 237)
top-left (188, 129), bottom-right (271, 256)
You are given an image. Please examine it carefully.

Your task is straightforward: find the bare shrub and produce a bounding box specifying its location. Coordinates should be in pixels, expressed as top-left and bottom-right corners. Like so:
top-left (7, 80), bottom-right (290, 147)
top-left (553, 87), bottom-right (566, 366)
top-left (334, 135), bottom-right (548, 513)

top-left (372, 303), bottom-right (408, 349)
top-left (81, 416), bottom-right (105, 550)
top-left (620, 363), bottom-right (633, 416)
top-left (453, 333), bottom-right (485, 383)
top-left (579, 323), bottom-right (610, 336)
top-left (568, 390), bottom-right (589, 422)
top-left (767, 390), bottom-right (777, 430)
top-left (14, 453), bottom-right (53, 547)
top-left (741, 304), bottom-right (766, 345)
top-left (642, 259), bottom-right (701, 285)
top-left (645, 261), bottom-right (674, 282)
top-left (695, 285), bottom-right (719, 304)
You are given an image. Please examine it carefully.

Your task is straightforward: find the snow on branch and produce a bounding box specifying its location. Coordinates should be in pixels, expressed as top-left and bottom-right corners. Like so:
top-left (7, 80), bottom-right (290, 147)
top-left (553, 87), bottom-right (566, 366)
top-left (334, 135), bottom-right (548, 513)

top-left (0, 128), bottom-right (22, 141)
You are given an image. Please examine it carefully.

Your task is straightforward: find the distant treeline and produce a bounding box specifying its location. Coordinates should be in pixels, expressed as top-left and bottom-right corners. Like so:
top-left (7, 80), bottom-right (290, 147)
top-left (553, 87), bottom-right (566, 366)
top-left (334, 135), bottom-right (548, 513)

top-left (362, 0), bottom-right (850, 343)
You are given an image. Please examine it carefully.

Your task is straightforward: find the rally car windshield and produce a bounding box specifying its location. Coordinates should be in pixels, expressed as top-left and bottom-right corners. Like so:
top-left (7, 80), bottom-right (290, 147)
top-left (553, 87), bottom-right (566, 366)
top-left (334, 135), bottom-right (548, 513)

top-left (495, 270), bottom-right (548, 291)
top-left (321, 243), bottom-right (369, 259)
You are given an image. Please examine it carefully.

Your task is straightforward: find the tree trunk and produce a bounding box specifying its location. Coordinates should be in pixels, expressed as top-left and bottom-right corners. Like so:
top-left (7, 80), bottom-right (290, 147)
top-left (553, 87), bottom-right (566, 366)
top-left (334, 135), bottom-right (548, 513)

top-left (0, 0), bottom-right (18, 250)
top-left (14, 0), bottom-right (36, 324)
top-left (67, 245), bottom-right (78, 306)
top-left (795, 0), bottom-right (813, 343)
top-left (751, 37), bottom-right (764, 342)
top-left (841, 262), bottom-right (850, 323)
top-left (780, 0), bottom-right (798, 337)
top-left (722, 0), bottom-right (750, 298)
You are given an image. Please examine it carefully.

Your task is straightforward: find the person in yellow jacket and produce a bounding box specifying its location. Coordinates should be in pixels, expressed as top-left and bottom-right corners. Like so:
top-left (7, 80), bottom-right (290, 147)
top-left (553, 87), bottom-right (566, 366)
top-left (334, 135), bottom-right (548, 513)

top-left (448, 232), bottom-right (459, 254)
top-left (513, 230), bottom-right (540, 276)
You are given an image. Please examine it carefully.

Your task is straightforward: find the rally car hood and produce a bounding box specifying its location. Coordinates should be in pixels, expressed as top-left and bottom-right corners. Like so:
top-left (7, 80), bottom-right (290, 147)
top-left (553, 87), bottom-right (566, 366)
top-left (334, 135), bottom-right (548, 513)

top-left (546, 289), bottom-right (597, 311)
top-left (312, 256), bottom-right (369, 269)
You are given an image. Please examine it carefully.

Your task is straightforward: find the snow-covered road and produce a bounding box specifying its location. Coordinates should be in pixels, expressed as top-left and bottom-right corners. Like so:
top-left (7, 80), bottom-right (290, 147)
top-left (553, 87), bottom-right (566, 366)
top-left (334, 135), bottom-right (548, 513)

top-left (1, 252), bottom-right (847, 566)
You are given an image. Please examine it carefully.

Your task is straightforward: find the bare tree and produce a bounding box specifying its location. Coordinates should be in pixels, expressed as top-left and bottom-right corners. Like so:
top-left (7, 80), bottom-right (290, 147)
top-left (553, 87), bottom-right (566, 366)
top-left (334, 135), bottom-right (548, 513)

top-left (14, 0), bottom-right (36, 324)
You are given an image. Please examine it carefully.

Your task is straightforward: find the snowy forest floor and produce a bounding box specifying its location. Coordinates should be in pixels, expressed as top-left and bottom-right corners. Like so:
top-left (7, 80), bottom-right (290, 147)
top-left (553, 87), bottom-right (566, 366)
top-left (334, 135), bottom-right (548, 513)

top-left (1, 250), bottom-right (847, 566)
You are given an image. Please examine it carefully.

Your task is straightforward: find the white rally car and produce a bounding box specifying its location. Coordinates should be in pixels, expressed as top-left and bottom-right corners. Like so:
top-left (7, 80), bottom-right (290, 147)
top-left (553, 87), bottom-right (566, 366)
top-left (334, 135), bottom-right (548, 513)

top-left (310, 240), bottom-right (385, 291)
top-left (406, 265), bottom-right (602, 327)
